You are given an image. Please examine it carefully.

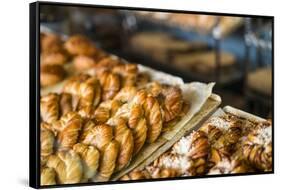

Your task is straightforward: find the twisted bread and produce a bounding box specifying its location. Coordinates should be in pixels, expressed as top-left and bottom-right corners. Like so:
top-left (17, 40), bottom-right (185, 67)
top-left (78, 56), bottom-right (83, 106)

top-left (94, 140), bottom-right (119, 182)
top-left (98, 70), bottom-right (121, 101)
top-left (41, 123), bottom-right (55, 157)
top-left (73, 143), bottom-right (100, 181)
top-left (144, 95), bottom-right (163, 143)
top-left (146, 82), bottom-right (183, 122)
top-left (41, 167), bottom-right (56, 186)
top-left (113, 86), bottom-right (137, 104)
top-left (63, 76), bottom-right (102, 110)
top-left (94, 100), bottom-right (122, 124)
top-left (53, 112), bottom-right (83, 150)
top-left (47, 150), bottom-right (83, 184)
top-left (112, 63), bottom-right (138, 87)
top-left (81, 124), bottom-right (113, 151)
top-left (128, 104), bottom-right (147, 155)
top-left (59, 93), bottom-right (73, 116)
top-left (41, 93), bottom-right (60, 124)
top-left (112, 118), bottom-right (134, 171)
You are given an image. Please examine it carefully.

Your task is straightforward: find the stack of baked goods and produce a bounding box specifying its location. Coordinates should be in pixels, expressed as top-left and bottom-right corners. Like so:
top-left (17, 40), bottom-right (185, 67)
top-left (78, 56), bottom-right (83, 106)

top-left (120, 112), bottom-right (272, 180)
top-left (40, 33), bottom-right (211, 185)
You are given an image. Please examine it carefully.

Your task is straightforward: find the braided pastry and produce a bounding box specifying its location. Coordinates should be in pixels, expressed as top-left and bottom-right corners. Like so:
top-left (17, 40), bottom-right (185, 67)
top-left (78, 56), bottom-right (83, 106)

top-left (94, 100), bottom-right (122, 124)
top-left (144, 95), bottom-right (163, 143)
top-left (94, 140), bottom-right (119, 182)
top-left (59, 93), bottom-right (73, 116)
top-left (64, 35), bottom-right (97, 56)
top-left (41, 167), bottom-right (56, 186)
top-left (79, 120), bottom-right (95, 142)
top-left (128, 104), bottom-right (147, 155)
top-left (112, 118), bottom-right (134, 171)
top-left (53, 112), bottom-right (83, 150)
top-left (242, 121), bottom-right (272, 171)
top-left (98, 70), bottom-right (121, 101)
top-left (146, 82), bottom-right (183, 122)
top-left (113, 86), bottom-right (137, 104)
top-left (81, 124), bottom-right (113, 151)
top-left (41, 123), bottom-right (55, 157)
top-left (40, 93), bottom-right (60, 124)
top-left (112, 63), bottom-right (138, 87)
top-left (47, 150), bottom-right (83, 184)
top-left (63, 76), bottom-right (102, 110)
top-left (73, 143), bottom-right (100, 181)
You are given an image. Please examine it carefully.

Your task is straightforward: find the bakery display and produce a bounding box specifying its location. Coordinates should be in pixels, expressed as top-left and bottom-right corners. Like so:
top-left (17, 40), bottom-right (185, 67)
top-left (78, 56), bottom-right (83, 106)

top-left (120, 107), bottom-right (272, 180)
top-left (40, 33), bottom-right (219, 185)
top-left (39, 31), bottom-right (271, 185)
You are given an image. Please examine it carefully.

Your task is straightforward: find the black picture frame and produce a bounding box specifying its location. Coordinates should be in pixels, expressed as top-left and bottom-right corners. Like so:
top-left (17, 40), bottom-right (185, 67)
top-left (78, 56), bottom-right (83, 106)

top-left (30, 1), bottom-right (274, 189)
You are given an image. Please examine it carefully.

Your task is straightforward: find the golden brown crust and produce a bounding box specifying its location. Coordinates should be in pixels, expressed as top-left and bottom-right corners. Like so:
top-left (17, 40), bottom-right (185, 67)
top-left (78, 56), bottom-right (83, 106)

top-left (40, 93), bottom-right (60, 124)
top-left (242, 121), bottom-right (272, 171)
top-left (112, 118), bottom-right (134, 171)
top-left (41, 125), bottom-right (55, 157)
top-left (73, 55), bottom-right (96, 72)
top-left (41, 49), bottom-right (68, 66)
top-left (128, 104), bottom-right (147, 155)
top-left (47, 150), bottom-right (83, 184)
top-left (147, 82), bottom-right (183, 122)
top-left (81, 124), bottom-right (113, 151)
top-left (54, 112), bottom-right (83, 150)
top-left (94, 140), bottom-right (119, 182)
top-left (41, 167), bottom-right (57, 186)
top-left (63, 76), bottom-right (102, 110)
top-left (114, 86), bottom-right (138, 104)
top-left (59, 93), bottom-right (73, 116)
top-left (64, 35), bottom-right (97, 56)
top-left (40, 64), bottom-right (66, 87)
top-left (73, 143), bottom-right (100, 181)
top-left (98, 71), bottom-right (121, 101)
top-left (94, 100), bottom-right (122, 124)
top-left (41, 33), bottom-right (63, 53)
top-left (144, 95), bottom-right (163, 143)
top-left (112, 63), bottom-right (138, 87)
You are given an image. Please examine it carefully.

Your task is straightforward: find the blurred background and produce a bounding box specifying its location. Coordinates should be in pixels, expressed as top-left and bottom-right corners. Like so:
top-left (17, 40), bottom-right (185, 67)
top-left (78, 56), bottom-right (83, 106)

top-left (40, 5), bottom-right (273, 118)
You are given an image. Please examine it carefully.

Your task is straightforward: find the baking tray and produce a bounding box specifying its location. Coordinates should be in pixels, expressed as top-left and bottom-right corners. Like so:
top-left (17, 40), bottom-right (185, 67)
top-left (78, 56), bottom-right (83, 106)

top-left (223, 105), bottom-right (266, 123)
